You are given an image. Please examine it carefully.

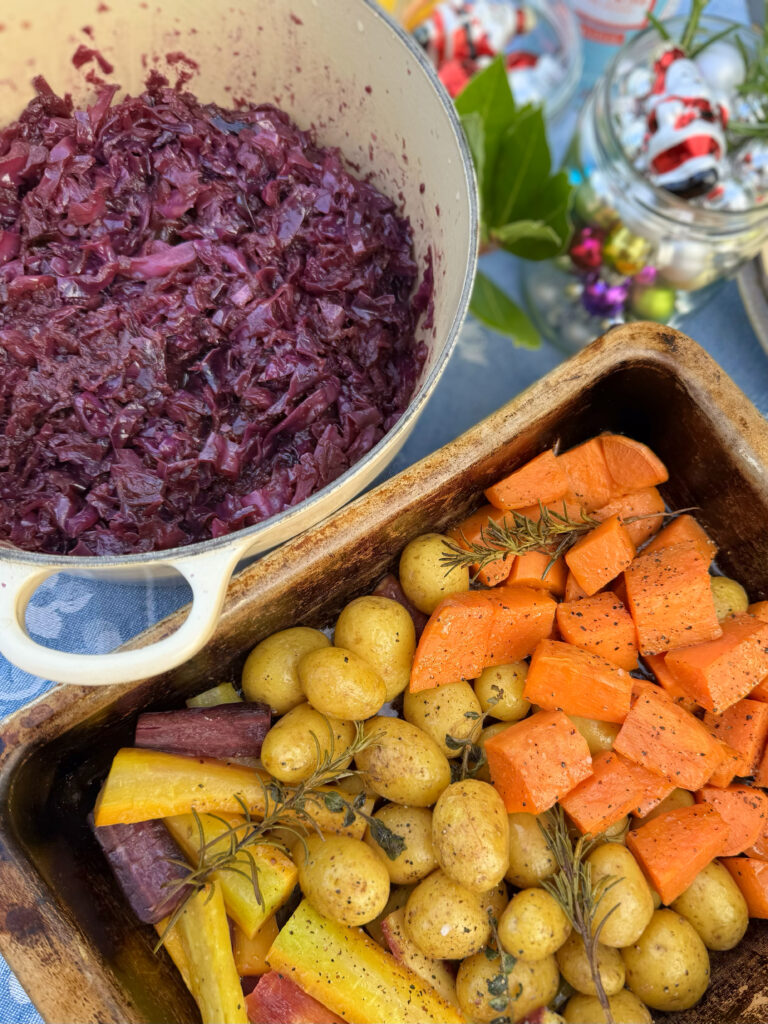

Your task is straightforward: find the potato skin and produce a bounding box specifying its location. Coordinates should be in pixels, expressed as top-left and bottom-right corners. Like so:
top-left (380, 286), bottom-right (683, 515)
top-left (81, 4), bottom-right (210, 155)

top-left (506, 811), bottom-right (559, 888)
top-left (456, 951), bottom-right (559, 1023)
top-left (260, 703), bottom-right (354, 784)
top-left (622, 909), bottom-right (710, 1012)
top-left (356, 717), bottom-right (451, 807)
top-left (404, 870), bottom-right (490, 959)
top-left (556, 932), bottom-right (625, 997)
top-left (671, 859), bottom-right (749, 951)
top-left (241, 627), bottom-right (329, 714)
top-left (432, 780), bottom-right (509, 893)
top-left (296, 835), bottom-right (390, 927)
top-left (403, 681), bottom-right (482, 758)
top-left (364, 805), bottom-right (437, 884)
top-left (498, 887), bottom-right (570, 961)
top-left (474, 662), bottom-right (531, 722)
top-left (298, 646), bottom-right (385, 720)
top-left (587, 844), bottom-right (654, 949)
top-left (475, 722), bottom-right (510, 783)
top-left (710, 576), bottom-right (749, 621)
top-left (334, 596), bottom-right (416, 702)
top-left (481, 879), bottom-right (508, 921)
top-left (563, 990), bottom-right (652, 1024)
top-left (399, 533), bottom-right (470, 614)
top-left (568, 715), bottom-right (620, 755)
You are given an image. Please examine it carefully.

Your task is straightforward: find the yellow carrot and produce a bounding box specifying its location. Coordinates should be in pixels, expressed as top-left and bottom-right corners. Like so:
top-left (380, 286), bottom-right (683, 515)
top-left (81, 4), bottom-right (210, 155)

top-left (186, 682), bottom-right (242, 707)
top-left (233, 917), bottom-right (279, 977)
top-left (154, 916), bottom-right (192, 991)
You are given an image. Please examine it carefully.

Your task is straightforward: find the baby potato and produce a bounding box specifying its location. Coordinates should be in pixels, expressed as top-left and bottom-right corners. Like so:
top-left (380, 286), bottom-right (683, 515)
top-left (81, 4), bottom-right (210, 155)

top-left (568, 715), bottom-right (620, 755)
top-left (356, 716), bottom-right (451, 806)
top-left (622, 909), bottom-right (710, 1012)
top-left (498, 887), bottom-right (570, 961)
top-left (711, 575), bottom-right (749, 621)
top-left (564, 990), bottom-right (652, 1024)
top-left (506, 811), bottom-right (559, 888)
top-left (456, 950), bottom-right (560, 1023)
top-left (475, 721), bottom-right (510, 783)
top-left (334, 596), bottom-right (416, 702)
top-left (403, 681), bottom-right (482, 758)
top-left (365, 884), bottom-right (414, 947)
top-left (404, 870), bottom-right (490, 959)
top-left (632, 787), bottom-right (694, 827)
top-left (587, 844), bottom-right (654, 949)
top-left (432, 779), bottom-right (509, 892)
top-left (399, 533), bottom-right (469, 614)
top-left (557, 932), bottom-right (625, 997)
top-left (474, 662), bottom-right (531, 722)
top-left (298, 646), bottom-right (385, 720)
top-left (363, 805), bottom-right (437, 884)
top-left (671, 859), bottom-right (748, 951)
top-left (260, 703), bottom-right (355, 784)
top-left (296, 834), bottom-right (390, 927)
top-left (481, 879), bottom-right (508, 920)
top-left (241, 627), bottom-right (329, 714)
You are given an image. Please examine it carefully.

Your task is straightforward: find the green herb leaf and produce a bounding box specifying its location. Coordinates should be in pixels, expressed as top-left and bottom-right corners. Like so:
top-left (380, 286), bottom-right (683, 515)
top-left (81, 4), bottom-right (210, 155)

top-left (486, 974), bottom-right (508, 996)
top-left (487, 106), bottom-right (550, 229)
top-left (469, 271), bottom-right (539, 348)
top-left (498, 171), bottom-right (573, 261)
top-left (323, 792), bottom-right (345, 814)
top-left (460, 111), bottom-right (486, 198)
top-left (368, 817), bottom-right (407, 860)
top-left (455, 58), bottom-right (517, 192)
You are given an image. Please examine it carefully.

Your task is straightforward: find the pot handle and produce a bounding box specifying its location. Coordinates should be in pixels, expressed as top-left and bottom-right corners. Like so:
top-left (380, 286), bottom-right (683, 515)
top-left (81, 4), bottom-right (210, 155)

top-left (0, 546), bottom-right (243, 687)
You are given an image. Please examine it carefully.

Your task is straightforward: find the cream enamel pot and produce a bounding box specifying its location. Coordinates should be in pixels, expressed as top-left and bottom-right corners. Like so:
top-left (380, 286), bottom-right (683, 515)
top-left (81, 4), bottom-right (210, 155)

top-left (0, 0), bottom-right (477, 686)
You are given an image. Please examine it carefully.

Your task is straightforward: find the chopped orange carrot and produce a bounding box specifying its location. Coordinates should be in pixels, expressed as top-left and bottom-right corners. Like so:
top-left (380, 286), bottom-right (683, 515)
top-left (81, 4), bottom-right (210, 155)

top-left (447, 505), bottom-right (513, 587)
top-left (749, 602), bottom-right (768, 624)
top-left (703, 699), bottom-right (768, 776)
top-left (665, 614), bottom-right (768, 714)
top-left (560, 751), bottom-right (674, 835)
top-left (750, 675), bottom-right (768, 702)
top-left (592, 487), bottom-right (666, 548)
top-left (556, 593), bottom-right (638, 671)
top-left (626, 804), bottom-right (728, 904)
top-left (696, 786), bottom-right (768, 857)
top-left (643, 514), bottom-right (717, 564)
top-left (484, 449), bottom-right (568, 511)
top-left (754, 743), bottom-right (768, 789)
top-left (635, 779), bottom-right (678, 819)
top-left (484, 586), bottom-right (558, 668)
top-left (624, 541), bottom-right (722, 656)
top-left (565, 515), bottom-right (636, 597)
top-left (558, 438), bottom-right (617, 512)
top-left (613, 686), bottom-right (724, 791)
top-left (611, 573), bottom-right (629, 607)
top-left (523, 639), bottom-right (633, 724)
top-left (600, 434), bottom-right (669, 492)
top-left (745, 820), bottom-right (768, 860)
top-left (642, 653), bottom-right (698, 712)
top-left (507, 552), bottom-right (566, 596)
top-left (564, 572), bottom-right (590, 602)
top-left (485, 710), bottom-right (592, 814)
top-left (706, 739), bottom-right (743, 789)
top-left (722, 858), bottom-right (768, 917)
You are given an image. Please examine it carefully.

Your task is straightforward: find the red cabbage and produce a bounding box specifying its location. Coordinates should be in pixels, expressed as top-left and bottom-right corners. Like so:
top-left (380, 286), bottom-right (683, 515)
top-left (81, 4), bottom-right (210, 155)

top-left (0, 73), bottom-right (429, 555)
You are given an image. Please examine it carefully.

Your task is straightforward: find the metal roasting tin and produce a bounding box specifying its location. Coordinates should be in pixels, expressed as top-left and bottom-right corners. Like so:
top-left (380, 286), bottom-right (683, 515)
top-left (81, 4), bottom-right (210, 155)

top-left (1, 324), bottom-right (768, 1023)
top-left (0, 0), bottom-right (478, 687)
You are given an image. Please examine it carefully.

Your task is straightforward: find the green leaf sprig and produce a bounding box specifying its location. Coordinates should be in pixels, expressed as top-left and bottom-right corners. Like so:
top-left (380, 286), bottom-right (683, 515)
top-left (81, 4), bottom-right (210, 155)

top-left (446, 686), bottom-right (504, 782)
top-left (481, 912), bottom-right (522, 1024)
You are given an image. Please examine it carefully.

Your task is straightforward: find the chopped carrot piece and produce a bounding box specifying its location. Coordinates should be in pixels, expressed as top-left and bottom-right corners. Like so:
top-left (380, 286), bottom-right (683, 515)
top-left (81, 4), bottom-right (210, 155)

top-left (558, 438), bottom-right (617, 512)
top-left (706, 740), bottom-right (743, 789)
top-left (611, 573), bottom-right (629, 607)
top-left (560, 751), bottom-right (674, 835)
top-left (750, 675), bottom-right (768, 702)
top-left (484, 586), bottom-right (558, 668)
top-left (485, 710), bottom-right (592, 814)
top-left (600, 434), bottom-right (669, 492)
top-left (703, 699), bottom-right (768, 776)
top-left (613, 686), bottom-right (724, 791)
top-left (722, 858), bottom-right (768, 917)
top-left (592, 487), bottom-right (666, 548)
top-left (524, 639), bottom-right (633, 724)
top-left (507, 552), bottom-right (566, 596)
top-left (745, 820), bottom-right (768, 860)
top-left (565, 515), bottom-right (636, 597)
top-left (635, 779), bottom-right (678, 819)
top-left (624, 541), bottom-right (722, 656)
top-left (485, 449), bottom-right (568, 511)
top-left (665, 614), bottom-right (768, 714)
top-left (749, 602), bottom-right (768, 624)
top-left (564, 572), bottom-right (590, 602)
top-left (447, 505), bottom-right (513, 587)
top-left (642, 653), bottom-right (698, 712)
top-left (696, 786), bottom-right (768, 857)
top-left (754, 743), bottom-right (768, 789)
top-left (626, 805), bottom-right (728, 904)
top-left (643, 514), bottom-right (717, 564)
top-left (245, 972), bottom-right (344, 1024)
top-left (516, 498), bottom-right (587, 524)
top-left (556, 593), bottom-right (638, 671)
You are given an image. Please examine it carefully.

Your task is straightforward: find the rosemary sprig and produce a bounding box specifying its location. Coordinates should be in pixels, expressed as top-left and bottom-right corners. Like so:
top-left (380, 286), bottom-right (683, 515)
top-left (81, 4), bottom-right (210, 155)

top-left (680, 0), bottom-right (708, 54)
top-left (538, 806), bottom-right (623, 1024)
top-left (481, 912), bottom-right (522, 1024)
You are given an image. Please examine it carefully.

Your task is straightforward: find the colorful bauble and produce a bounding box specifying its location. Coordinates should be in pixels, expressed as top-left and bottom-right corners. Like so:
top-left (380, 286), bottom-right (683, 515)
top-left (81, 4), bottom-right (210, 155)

top-left (581, 275), bottom-right (629, 318)
top-left (629, 282), bottom-right (676, 322)
top-left (568, 227), bottom-right (604, 271)
top-left (603, 225), bottom-right (651, 276)
top-left (694, 40), bottom-right (746, 95)
top-left (572, 179), bottom-right (617, 229)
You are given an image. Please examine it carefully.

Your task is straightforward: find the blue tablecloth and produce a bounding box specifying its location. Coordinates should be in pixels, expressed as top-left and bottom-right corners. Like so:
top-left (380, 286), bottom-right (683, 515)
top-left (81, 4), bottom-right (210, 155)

top-left (1, 1), bottom-right (765, 1020)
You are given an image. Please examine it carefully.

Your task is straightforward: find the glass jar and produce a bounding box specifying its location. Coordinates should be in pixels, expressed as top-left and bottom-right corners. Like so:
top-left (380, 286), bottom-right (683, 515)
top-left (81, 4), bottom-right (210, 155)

top-left (522, 16), bottom-right (768, 353)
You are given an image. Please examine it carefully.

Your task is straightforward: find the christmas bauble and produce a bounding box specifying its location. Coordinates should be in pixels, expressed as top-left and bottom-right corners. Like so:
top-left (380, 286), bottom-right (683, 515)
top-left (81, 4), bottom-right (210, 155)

top-left (603, 225), bottom-right (651, 276)
top-left (656, 239), bottom-right (713, 291)
top-left (629, 282), bottom-right (676, 322)
top-left (694, 40), bottom-right (746, 95)
top-left (569, 227), bottom-right (604, 271)
top-left (581, 275), bottom-right (629, 318)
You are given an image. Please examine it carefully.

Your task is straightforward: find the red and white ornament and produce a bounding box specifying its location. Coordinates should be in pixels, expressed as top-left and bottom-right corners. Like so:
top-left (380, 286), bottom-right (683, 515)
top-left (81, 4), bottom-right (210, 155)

top-left (413, 1), bottom-right (536, 69)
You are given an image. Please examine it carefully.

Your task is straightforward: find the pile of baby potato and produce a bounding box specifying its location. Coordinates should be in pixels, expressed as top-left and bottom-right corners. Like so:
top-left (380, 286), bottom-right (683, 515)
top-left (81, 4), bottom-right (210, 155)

top-left (241, 532), bottom-right (750, 1024)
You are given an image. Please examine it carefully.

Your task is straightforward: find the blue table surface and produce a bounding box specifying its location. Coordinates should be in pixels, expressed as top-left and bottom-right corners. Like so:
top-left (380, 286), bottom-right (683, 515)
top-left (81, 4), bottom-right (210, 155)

top-left (1, 1), bottom-right (765, 1020)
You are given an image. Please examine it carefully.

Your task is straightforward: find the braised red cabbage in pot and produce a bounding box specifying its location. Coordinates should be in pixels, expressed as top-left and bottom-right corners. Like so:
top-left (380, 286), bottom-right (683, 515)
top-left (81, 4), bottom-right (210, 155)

top-left (0, 74), bottom-right (431, 556)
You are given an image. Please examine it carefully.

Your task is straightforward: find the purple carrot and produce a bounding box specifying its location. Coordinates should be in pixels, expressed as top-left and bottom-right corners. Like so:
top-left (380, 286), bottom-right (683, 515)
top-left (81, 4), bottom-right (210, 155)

top-left (373, 573), bottom-right (429, 639)
top-left (92, 817), bottom-right (190, 924)
top-left (134, 703), bottom-right (271, 759)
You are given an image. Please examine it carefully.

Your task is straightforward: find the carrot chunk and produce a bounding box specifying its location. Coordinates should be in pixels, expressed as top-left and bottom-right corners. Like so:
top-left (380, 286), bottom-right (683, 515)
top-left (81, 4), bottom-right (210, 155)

top-left (246, 972), bottom-right (344, 1024)
top-left (703, 699), bottom-right (768, 775)
top-left (556, 593), bottom-right (638, 671)
top-left (706, 739), bottom-right (743, 789)
top-left (524, 639), bottom-right (633, 724)
top-left (749, 602), bottom-right (768, 624)
top-left (560, 751), bottom-right (674, 835)
top-left (642, 653), bottom-right (698, 712)
top-left (624, 541), bottom-right (722, 656)
top-left (558, 438), bottom-right (617, 511)
top-left (484, 449), bottom-right (568, 511)
top-left (626, 805), bottom-right (728, 904)
top-left (484, 585), bottom-right (558, 668)
top-left (745, 820), bottom-right (768, 860)
top-left (696, 786), bottom-right (768, 857)
top-left (565, 515), bottom-right (636, 597)
top-left (485, 710), bottom-right (592, 814)
top-left (564, 572), bottom-right (590, 602)
top-left (754, 743), bottom-right (768, 789)
top-left (507, 552), bottom-right (566, 596)
top-left (722, 858), bottom-right (768, 917)
top-left (600, 434), bottom-right (669, 492)
top-left (613, 686), bottom-right (724, 791)
top-left (750, 676), bottom-right (768, 703)
top-left (592, 487), bottom-right (666, 547)
top-left (643, 514), bottom-right (717, 564)
top-left (665, 614), bottom-right (768, 714)
top-left (447, 505), bottom-right (513, 587)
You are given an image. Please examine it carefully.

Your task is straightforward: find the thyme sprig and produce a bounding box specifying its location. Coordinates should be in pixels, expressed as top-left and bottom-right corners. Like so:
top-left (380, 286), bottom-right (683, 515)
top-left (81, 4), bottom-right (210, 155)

top-left (481, 912), bottom-right (522, 1024)
top-left (538, 807), bottom-right (623, 1024)
top-left (446, 687), bottom-right (503, 782)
